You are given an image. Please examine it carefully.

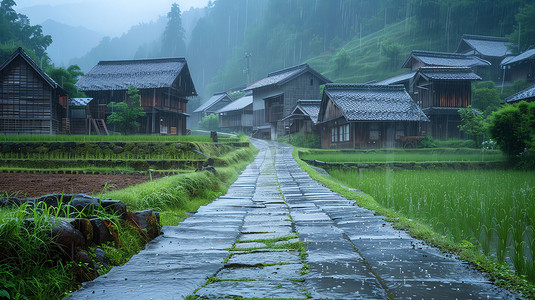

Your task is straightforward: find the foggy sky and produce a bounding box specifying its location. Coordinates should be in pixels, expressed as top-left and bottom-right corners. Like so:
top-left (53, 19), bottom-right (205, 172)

top-left (15, 0), bottom-right (209, 37)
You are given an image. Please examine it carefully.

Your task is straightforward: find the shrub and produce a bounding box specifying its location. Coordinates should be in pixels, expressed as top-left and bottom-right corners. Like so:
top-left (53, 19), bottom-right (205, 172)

top-left (488, 101), bottom-right (535, 158)
top-left (418, 135), bottom-right (437, 148)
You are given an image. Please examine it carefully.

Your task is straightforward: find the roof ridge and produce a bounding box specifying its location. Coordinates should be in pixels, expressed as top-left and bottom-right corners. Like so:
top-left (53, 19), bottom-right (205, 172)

top-left (411, 50), bottom-right (474, 58)
top-left (268, 63), bottom-right (308, 77)
top-left (98, 57), bottom-right (186, 65)
top-left (325, 83), bottom-right (405, 91)
top-left (462, 34), bottom-right (509, 42)
top-left (419, 66), bottom-right (473, 72)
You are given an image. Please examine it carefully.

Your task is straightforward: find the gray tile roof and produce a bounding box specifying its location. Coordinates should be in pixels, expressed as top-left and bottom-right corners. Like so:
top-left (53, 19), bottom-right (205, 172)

top-left (376, 71), bottom-right (416, 85)
top-left (245, 63), bottom-right (331, 90)
top-left (297, 100), bottom-right (321, 124)
top-left (322, 84), bottom-right (429, 122)
top-left (417, 67), bottom-right (482, 81)
top-left (457, 34), bottom-right (513, 58)
top-left (76, 58), bottom-right (192, 92)
top-left (194, 92), bottom-right (231, 113)
top-left (501, 48), bottom-right (535, 66)
top-left (217, 93), bottom-right (253, 113)
top-left (402, 50), bottom-right (491, 69)
top-left (505, 84), bottom-right (535, 103)
top-left (69, 98), bottom-right (93, 106)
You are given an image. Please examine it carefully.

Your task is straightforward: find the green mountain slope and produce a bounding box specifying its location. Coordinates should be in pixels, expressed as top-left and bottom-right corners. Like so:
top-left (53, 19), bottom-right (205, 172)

top-left (306, 19), bottom-right (444, 84)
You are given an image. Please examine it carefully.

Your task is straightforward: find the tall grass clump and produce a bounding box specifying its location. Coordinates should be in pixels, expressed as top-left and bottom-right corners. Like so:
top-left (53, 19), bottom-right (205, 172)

top-left (328, 167), bottom-right (535, 281)
top-left (0, 203), bottom-right (74, 299)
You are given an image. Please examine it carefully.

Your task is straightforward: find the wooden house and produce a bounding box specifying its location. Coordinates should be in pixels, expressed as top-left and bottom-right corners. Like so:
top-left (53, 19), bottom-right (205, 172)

top-left (411, 67), bottom-right (481, 139)
top-left (402, 50), bottom-right (491, 80)
top-left (193, 92), bottom-right (232, 127)
top-left (456, 34), bottom-right (513, 81)
top-left (282, 100), bottom-right (321, 135)
top-left (501, 47), bottom-right (535, 83)
top-left (318, 84), bottom-right (428, 149)
top-left (0, 47), bottom-right (68, 135)
top-left (216, 92), bottom-right (253, 133)
top-left (76, 58), bottom-right (196, 135)
top-left (245, 63), bottom-right (331, 140)
top-left (68, 98), bottom-right (93, 134)
top-left (505, 84), bottom-right (535, 104)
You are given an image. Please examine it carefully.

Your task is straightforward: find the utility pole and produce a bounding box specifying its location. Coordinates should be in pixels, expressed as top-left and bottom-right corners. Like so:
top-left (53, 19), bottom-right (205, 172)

top-left (244, 52), bottom-right (252, 85)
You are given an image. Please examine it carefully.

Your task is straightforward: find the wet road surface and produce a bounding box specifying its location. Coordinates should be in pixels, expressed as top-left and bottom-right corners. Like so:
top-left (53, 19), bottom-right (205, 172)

top-left (69, 140), bottom-right (516, 299)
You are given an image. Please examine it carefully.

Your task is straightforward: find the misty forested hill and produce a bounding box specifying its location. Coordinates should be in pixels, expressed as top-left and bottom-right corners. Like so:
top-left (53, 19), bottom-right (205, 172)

top-left (200, 0), bottom-right (531, 97)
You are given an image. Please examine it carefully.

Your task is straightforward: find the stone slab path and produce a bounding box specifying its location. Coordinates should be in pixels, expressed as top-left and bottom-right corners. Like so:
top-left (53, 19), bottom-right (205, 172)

top-left (70, 140), bottom-right (517, 299)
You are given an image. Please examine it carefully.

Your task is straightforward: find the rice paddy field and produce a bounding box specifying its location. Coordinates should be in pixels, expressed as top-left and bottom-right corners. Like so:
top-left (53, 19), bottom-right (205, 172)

top-left (300, 148), bottom-right (505, 163)
top-left (327, 166), bottom-right (535, 281)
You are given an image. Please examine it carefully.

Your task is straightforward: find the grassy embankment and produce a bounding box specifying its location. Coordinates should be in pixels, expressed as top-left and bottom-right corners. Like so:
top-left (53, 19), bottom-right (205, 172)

top-left (295, 148), bottom-right (535, 298)
top-left (0, 135), bottom-right (258, 299)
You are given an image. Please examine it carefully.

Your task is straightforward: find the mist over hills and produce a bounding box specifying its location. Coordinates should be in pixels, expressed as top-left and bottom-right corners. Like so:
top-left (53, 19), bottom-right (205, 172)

top-left (41, 19), bottom-right (103, 67)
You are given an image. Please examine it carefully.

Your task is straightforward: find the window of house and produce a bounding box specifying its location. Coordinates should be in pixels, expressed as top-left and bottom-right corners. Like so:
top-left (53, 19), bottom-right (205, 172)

top-left (395, 123), bottom-right (405, 139)
top-left (343, 124), bottom-right (350, 141)
top-left (369, 123), bottom-right (379, 142)
top-left (310, 79), bottom-right (314, 86)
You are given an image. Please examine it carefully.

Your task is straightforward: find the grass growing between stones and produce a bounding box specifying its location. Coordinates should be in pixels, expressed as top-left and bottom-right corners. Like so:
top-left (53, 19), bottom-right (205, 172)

top-left (97, 144), bottom-right (258, 226)
top-left (294, 148), bottom-right (535, 298)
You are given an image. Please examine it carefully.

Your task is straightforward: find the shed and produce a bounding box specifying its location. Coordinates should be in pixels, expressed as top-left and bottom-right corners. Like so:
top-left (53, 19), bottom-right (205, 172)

top-left (504, 84), bottom-right (535, 104)
top-left (282, 100), bottom-right (321, 135)
top-left (501, 47), bottom-right (535, 83)
top-left (192, 92), bottom-right (232, 127)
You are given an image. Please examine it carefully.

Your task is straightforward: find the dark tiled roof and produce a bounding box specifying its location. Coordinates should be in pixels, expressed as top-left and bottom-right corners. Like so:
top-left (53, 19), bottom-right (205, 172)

top-left (245, 63), bottom-right (331, 90)
top-left (69, 98), bottom-right (93, 106)
top-left (0, 47), bottom-right (62, 90)
top-left (402, 50), bottom-right (491, 69)
top-left (417, 67), bottom-right (482, 81)
top-left (457, 34), bottom-right (513, 58)
top-left (322, 84), bottom-right (429, 122)
top-left (376, 71), bottom-right (416, 85)
top-left (501, 48), bottom-right (535, 66)
top-left (292, 100), bottom-right (321, 124)
top-left (505, 84), bottom-right (535, 103)
top-left (76, 58), bottom-right (191, 91)
top-left (217, 93), bottom-right (253, 113)
top-left (194, 92), bottom-right (232, 113)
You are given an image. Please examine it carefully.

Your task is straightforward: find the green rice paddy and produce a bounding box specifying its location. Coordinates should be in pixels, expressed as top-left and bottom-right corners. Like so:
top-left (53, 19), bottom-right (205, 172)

top-left (327, 167), bottom-right (535, 281)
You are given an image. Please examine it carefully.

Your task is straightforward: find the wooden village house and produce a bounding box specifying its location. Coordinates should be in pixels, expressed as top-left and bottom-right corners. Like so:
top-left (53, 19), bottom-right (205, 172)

top-left (318, 84), bottom-right (428, 149)
top-left (402, 50), bottom-right (491, 80)
top-left (192, 92), bottom-right (232, 127)
top-left (245, 63), bottom-right (331, 140)
top-left (0, 48), bottom-right (68, 135)
top-left (76, 57), bottom-right (196, 135)
top-left (411, 67), bottom-right (481, 140)
top-left (216, 92), bottom-right (253, 133)
top-left (501, 47), bottom-right (535, 84)
top-left (455, 34), bottom-right (513, 81)
top-left (282, 100), bottom-right (321, 136)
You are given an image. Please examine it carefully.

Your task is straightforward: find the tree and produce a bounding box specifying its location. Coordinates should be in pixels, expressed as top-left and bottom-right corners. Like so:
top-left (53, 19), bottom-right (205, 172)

top-left (458, 107), bottom-right (487, 147)
top-left (161, 3), bottom-right (186, 57)
top-left (46, 64), bottom-right (85, 98)
top-left (471, 86), bottom-right (502, 116)
top-left (509, 2), bottom-right (535, 52)
top-left (199, 113), bottom-right (219, 131)
top-left (488, 101), bottom-right (535, 158)
top-left (382, 42), bottom-right (402, 71)
top-left (334, 48), bottom-right (350, 72)
top-left (107, 86), bottom-right (146, 135)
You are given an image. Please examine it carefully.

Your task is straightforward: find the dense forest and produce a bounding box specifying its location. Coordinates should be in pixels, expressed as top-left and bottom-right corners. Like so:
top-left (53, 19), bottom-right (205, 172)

top-left (2, 0), bottom-right (535, 100)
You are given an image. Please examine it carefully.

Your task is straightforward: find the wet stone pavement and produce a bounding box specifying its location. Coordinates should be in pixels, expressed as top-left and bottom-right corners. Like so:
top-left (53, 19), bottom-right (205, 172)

top-left (70, 140), bottom-right (517, 299)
